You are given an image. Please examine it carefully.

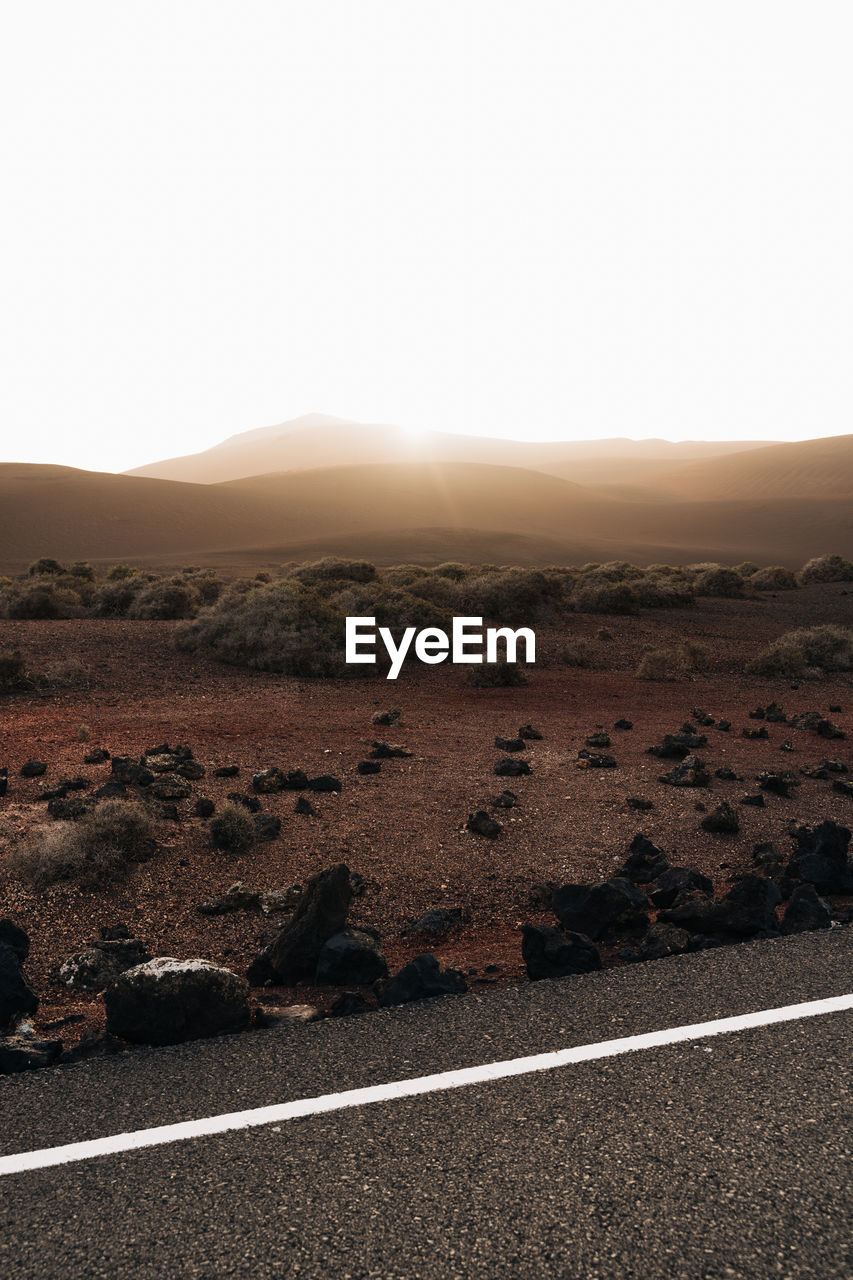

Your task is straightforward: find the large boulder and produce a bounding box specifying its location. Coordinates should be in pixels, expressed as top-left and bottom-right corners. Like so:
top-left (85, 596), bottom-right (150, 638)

top-left (315, 929), bottom-right (388, 985)
top-left (0, 920), bottom-right (29, 962)
top-left (0, 943), bottom-right (38, 1030)
top-left (781, 884), bottom-right (833, 934)
top-left (376, 954), bottom-right (467, 1007)
top-left (265, 864), bottom-right (353, 983)
top-left (104, 957), bottom-right (250, 1046)
top-left (713, 876), bottom-right (781, 936)
top-left (649, 867), bottom-right (713, 910)
top-left (521, 924), bottom-right (601, 980)
top-left (787, 821), bottom-right (853, 893)
top-left (552, 878), bottom-right (649, 940)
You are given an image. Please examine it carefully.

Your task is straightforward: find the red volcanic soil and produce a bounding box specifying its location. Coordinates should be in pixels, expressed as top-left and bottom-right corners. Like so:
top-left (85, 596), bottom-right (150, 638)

top-left (0, 583), bottom-right (851, 1046)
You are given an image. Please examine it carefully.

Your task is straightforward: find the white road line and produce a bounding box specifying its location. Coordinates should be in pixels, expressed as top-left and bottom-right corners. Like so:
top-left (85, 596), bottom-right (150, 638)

top-left (1, 992), bottom-right (851, 1177)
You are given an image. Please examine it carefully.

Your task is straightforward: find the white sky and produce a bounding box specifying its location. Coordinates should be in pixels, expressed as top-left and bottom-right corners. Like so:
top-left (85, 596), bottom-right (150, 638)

top-left (1, 1), bottom-right (852, 472)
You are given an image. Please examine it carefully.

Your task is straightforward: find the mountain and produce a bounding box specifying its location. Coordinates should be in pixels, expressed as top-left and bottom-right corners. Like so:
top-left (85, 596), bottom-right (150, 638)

top-left (125, 414), bottom-right (762, 487)
top-left (1, 459), bottom-right (851, 574)
top-left (651, 434), bottom-right (853, 500)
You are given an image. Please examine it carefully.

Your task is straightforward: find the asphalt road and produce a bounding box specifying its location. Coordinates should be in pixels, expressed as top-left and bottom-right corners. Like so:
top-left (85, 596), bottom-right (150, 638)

top-left (1, 929), bottom-right (851, 1279)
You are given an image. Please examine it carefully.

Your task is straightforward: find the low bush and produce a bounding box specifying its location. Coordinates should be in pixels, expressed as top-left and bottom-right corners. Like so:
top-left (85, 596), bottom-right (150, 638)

top-left (572, 581), bottom-right (638, 615)
top-left (556, 637), bottom-right (595, 667)
top-left (750, 566), bottom-right (798, 591)
top-left (747, 625), bottom-right (853, 679)
top-left (10, 800), bottom-right (155, 891)
top-left (128, 577), bottom-right (200, 620)
top-left (799, 554), bottom-right (853, 584)
top-left (636, 639), bottom-right (708, 680)
top-left (291, 557), bottom-right (378, 588)
top-left (692, 566), bottom-right (745, 597)
top-left (465, 661), bottom-right (528, 688)
top-left (209, 804), bottom-right (256, 854)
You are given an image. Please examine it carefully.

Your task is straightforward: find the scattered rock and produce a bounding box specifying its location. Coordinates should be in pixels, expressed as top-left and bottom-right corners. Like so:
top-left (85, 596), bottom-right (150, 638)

top-left (552, 878), bottom-right (649, 940)
top-left (781, 884), bottom-right (832, 934)
top-left (518, 724), bottom-right (543, 740)
top-left (315, 929), bottom-right (388, 985)
top-left (402, 907), bottom-right (467, 937)
top-left (649, 867), bottom-right (713, 910)
top-left (0, 942), bottom-right (38, 1029)
top-left (494, 736), bottom-right (525, 752)
top-left (833, 779), bottom-right (853, 798)
top-left (756, 770), bottom-right (799, 798)
top-left (253, 813), bottom-right (281, 842)
top-left (58, 1031), bottom-right (126, 1065)
top-left (787, 820), bottom-right (853, 893)
top-left (369, 741), bottom-right (412, 759)
top-left (0, 1033), bottom-right (62, 1074)
top-left (105, 957), bottom-right (251, 1046)
top-left (495, 757), bottom-right (531, 777)
top-left (492, 789), bottom-right (518, 808)
top-left (150, 774), bottom-right (191, 802)
top-left (330, 991), bottom-right (374, 1017)
top-left (194, 797), bottom-right (215, 818)
top-left (20, 760), bottom-right (47, 778)
top-left (714, 767), bottom-right (739, 781)
top-left (742, 726), bottom-right (769, 740)
top-left (626, 796), bottom-right (654, 811)
top-left (213, 765), bottom-right (240, 778)
top-left (585, 732), bottom-right (611, 748)
top-left (576, 749), bottom-right (616, 769)
top-left (357, 760), bottom-right (381, 775)
top-left (372, 708), bottom-right (401, 726)
top-left (620, 833), bottom-right (669, 883)
top-left (83, 748), bottom-right (110, 764)
top-left (613, 719), bottom-right (633, 730)
top-left (376, 954), bottom-right (467, 1006)
top-left (701, 802), bottom-right (740, 834)
top-left (466, 810), bottom-right (502, 838)
top-left (264, 864), bottom-right (353, 984)
top-left (176, 760), bottom-right (205, 781)
top-left (59, 938), bottom-right (150, 992)
top-left (816, 719), bottom-right (845, 740)
top-left (659, 756), bottom-right (710, 787)
top-left (111, 757), bottom-right (153, 786)
top-left (294, 795), bottom-right (317, 816)
top-left (715, 719), bottom-right (731, 731)
top-left (197, 882), bottom-right (266, 915)
top-left (521, 924), bottom-right (601, 980)
top-left (647, 729), bottom-right (707, 759)
top-left (637, 923), bottom-right (696, 961)
top-left (692, 709), bottom-right (715, 727)
top-left (740, 793), bottom-right (766, 807)
top-left (308, 775), bottom-right (342, 793)
top-left (253, 768), bottom-right (285, 793)
top-left (227, 791), bottom-right (261, 813)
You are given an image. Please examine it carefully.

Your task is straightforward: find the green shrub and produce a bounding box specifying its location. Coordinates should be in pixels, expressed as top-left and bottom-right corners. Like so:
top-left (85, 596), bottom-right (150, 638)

top-left (129, 578), bottom-right (200, 620)
top-left (28, 557), bottom-right (65, 576)
top-left (799, 554), bottom-right (853, 584)
top-left (733, 561), bottom-right (760, 578)
top-left (692, 566), bottom-right (745, 597)
top-left (175, 579), bottom-right (345, 675)
top-left (636, 648), bottom-right (681, 681)
top-left (291, 557), bottom-right (378, 588)
top-left (747, 625), bottom-right (853, 679)
top-left (7, 583), bottom-right (83, 619)
top-left (92, 580), bottom-right (141, 617)
top-left (106, 563), bottom-right (138, 581)
top-left (209, 804), bottom-right (256, 854)
top-left (10, 800), bottom-right (155, 891)
top-left (572, 580), bottom-right (638, 615)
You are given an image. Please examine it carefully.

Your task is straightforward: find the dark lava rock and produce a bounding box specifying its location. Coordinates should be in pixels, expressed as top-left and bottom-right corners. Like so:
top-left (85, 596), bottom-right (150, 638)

top-left (281, 770), bottom-right (310, 790)
top-left (743, 726), bottom-right (769, 740)
top-left (626, 796), bottom-right (654, 811)
top-left (294, 795), bottom-right (317, 816)
top-left (714, 767), bottom-right (739, 781)
top-left (787, 820), bottom-right (853, 893)
top-left (197, 883), bottom-right (266, 915)
top-left (740, 793), bottom-right (766, 807)
top-left (308, 775), bottom-right (342, 793)
top-left (376, 954), bottom-right (467, 1006)
top-left (58, 1031), bottom-right (127, 1066)
top-left (789, 712), bottom-right (823, 731)
top-left (749, 706), bottom-right (766, 720)
top-left (402, 907), bottom-right (467, 937)
top-left (716, 876), bottom-right (782, 936)
top-left (0, 920), bottom-right (29, 962)
top-left (95, 780), bottom-right (128, 799)
top-left (495, 757), bottom-right (531, 777)
top-left (150, 774), bottom-right (191, 802)
top-left (716, 719), bottom-right (731, 731)
top-left (357, 760), bottom-right (382, 775)
top-left (659, 756), bottom-right (710, 787)
top-left (495, 735), bottom-right (525, 752)
top-left (492, 789), bottom-right (518, 808)
top-left (20, 760), bottom-right (47, 778)
top-left (253, 813), bottom-right (282, 842)
top-left (637, 923), bottom-right (696, 961)
top-left (59, 938), bottom-right (151, 992)
top-left (701, 802), bottom-right (740, 834)
top-left (111, 757), bottom-right (153, 786)
top-left (649, 867), bottom-right (714, 910)
top-left (781, 884), bottom-right (832, 934)
top-left (576, 749), bottom-right (616, 769)
top-left (753, 841), bottom-right (785, 873)
top-left (764, 703), bottom-right (788, 723)
top-left (585, 732), bottom-right (611, 749)
top-left (105, 957), bottom-right (251, 1046)
top-left (518, 724), bottom-right (543, 740)
top-left (0, 1034), bottom-right (62, 1074)
top-left (466, 810), bottom-right (502, 838)
top-left (0, 943), bottom-right (38, 1029)
top-left (194, 797), bottom-right (215, 818)
top-left (552, 878), bottom-right (649, 940)
top-left (227, 792), bottom-right (261, 813)
top-left (521, 924), bottom-right (602, 980)
top-left (613, 719), bottom-right (633, 730)
top-left (833, 779), bottom-right (853, 798)
top-left (757, 770), bottom-right (799, 798)
top-left (83, 748), bottom-right (110, 764)
top-left (816, 719), bottom-right (845, 740)
top-left (253, 767), bottom-right (285, 793)
top-left (369, 741), bottom-right (412, 759)
top-left (264, 864), bottom-right (353, 984)
top-left (176, 760), bottom-right (205, 781)
top-left (647, 730), bottom-right (707, 759)
top-left (0, 767), bottom-right (6, 797)
top-left (372, 708), bottom-right (401, 726)
top-left (330, 991), bottom-right (374, 1017)
top-left (213, 765), bottom-right (240, 778)
top-left (315, 929), bottom-right (388, 985)
top-left (620, 833), bottom-right (669, 884)
top-left (692, 708), bottom-right (716, 727)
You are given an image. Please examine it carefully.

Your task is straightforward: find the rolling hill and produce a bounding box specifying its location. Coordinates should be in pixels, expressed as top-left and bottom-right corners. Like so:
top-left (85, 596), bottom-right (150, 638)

top-left (1, 458), bottom-right (851, 574)
top-left (651, 433), bottom-right (853, 500)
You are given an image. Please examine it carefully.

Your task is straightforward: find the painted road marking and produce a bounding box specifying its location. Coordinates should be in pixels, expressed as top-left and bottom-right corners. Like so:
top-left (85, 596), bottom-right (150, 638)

top-left (1, 992), bottom-right (850, 1178)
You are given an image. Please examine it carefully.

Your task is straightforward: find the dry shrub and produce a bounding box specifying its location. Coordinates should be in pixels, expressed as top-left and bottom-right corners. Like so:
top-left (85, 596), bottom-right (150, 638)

top-left (129, 577), bottom-right (200, 620)
top-left (38, 658), bottom-right (91, 690)
top-left (750, 566), bottom-right (798, 591)
top-left (636, 640), bottom-right (708, 681)
top-left (799, 554), bottom-right (853, 584)
top-left (10, 800), bottom-right (155, 891)
top-left (747, 625), bottom-right (853, 679)
top-left (209, 804), bottom-right (256, 854)
top-left (557, 637), bottom-right (595, 668)
top-left (572, 581), bottom-right (638, 615)
top-left (0, 649), bottom-right (30, 691)
top-left (465, 661), bottom-right (528, 688)
top-left (692, 566), bottom-right (745, 597)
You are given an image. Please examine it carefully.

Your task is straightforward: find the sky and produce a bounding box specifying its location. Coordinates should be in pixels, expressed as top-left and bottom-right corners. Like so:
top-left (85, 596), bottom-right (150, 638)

top-left (1, 1), bottom-right (852, 473)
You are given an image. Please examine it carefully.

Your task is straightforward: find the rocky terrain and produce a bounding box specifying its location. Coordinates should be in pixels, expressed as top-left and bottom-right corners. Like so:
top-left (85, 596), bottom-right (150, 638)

top-left (1, 582), bottom-right (851, 1070)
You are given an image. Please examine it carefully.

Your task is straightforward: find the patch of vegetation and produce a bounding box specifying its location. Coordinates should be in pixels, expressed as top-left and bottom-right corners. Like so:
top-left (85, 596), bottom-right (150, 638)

top-left (209, 804), bottom-right (256, 854)
top-left (10, 800), bottom-right (155, 891)
top-left (0, 648), bottom-right (90, 693)
top-left (750, 566), bottom-right (798, 591)
top-left (465, 661), bottom-right (529, 688)
top-left (636, 640), bottom-right (709, 681)
top-left (799, 554), bottom-right (853, 584)
top-left (747, 625), bottom-right (853, 679)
